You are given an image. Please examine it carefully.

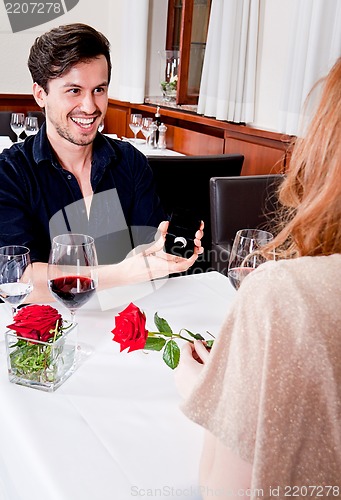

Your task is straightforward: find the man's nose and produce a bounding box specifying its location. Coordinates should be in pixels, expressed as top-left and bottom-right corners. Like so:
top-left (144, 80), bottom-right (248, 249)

top-left (80, 93), bottom-right (97, 114)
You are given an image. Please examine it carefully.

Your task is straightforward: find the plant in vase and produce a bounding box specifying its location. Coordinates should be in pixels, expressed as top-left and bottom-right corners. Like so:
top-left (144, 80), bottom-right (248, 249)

top-left (160, 74), bottom-right (178, 101)
top-left (5, 304), bottom-right (77, 391)
top-left (159, 50), bottom-right (179, 102)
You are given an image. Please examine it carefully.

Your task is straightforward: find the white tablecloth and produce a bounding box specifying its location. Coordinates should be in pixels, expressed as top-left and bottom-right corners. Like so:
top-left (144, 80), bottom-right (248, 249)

top-left (0, 136), bottom-right (13, 154)
top-left (106, 135), bottom-right (184, 157)
top-left (0, 136), bottom-right (183, 157)
top-left (0, 272), bottom-right (235, 500)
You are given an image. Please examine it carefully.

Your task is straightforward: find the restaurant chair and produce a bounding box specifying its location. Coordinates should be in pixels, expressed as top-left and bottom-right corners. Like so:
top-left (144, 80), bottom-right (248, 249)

top-left (210, 174), bottom-right (284, 274)
top-left (148, 154), bottom-right (244, 273)
top-left (0, 111), bottom-right (17, 142)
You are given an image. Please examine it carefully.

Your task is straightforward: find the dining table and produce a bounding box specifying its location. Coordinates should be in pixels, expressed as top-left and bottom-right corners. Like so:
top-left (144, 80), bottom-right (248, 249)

top-left (104, 135), bottom-right (184, 157)
top-left (0, 135), bottom-right (184, 157)
top-left (0, 271), bottom-right (236, 500)
top-left (0, 136), bottom-right (13, 154)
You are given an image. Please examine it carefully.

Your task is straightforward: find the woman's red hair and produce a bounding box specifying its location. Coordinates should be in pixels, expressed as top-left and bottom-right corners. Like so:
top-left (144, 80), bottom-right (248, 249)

top-left (266, 57), bottom-right (341, 258)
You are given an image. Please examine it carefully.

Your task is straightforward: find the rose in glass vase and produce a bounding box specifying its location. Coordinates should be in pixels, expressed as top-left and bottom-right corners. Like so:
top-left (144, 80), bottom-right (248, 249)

top-left (5, 304), bottom-right (77, 391)
top-left (111, 303), bottom-right (214, 369)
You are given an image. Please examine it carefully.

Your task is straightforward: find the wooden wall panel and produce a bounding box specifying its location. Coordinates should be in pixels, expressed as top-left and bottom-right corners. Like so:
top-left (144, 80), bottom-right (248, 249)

top-left (104, 106), bottom-right (128, 138)
top-left (0, 94), bottom-right (40, 115)
top-left (224, 137), bottom-right (286, 176)
top-left (170, 126), bottom-right (224, 155)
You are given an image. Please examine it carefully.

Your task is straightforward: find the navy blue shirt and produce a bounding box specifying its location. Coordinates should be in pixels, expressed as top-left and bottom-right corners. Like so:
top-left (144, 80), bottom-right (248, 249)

top-left (0, 124), bottom-right (165, 264)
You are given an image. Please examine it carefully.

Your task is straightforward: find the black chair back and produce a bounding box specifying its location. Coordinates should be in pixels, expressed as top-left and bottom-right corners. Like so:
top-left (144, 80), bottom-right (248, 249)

top-left (210, 174), bottom-right (284, 274)
top-left (148, 154), bottom-right (244, 272)
top-left (0, 111), bottom-right (17, 142)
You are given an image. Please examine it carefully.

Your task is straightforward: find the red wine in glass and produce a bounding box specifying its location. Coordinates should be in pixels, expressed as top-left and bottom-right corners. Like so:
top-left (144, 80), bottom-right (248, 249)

top-left (48, 234), bottom-right (98, 322)
top-left (48, 276), bottom-right (96, 310)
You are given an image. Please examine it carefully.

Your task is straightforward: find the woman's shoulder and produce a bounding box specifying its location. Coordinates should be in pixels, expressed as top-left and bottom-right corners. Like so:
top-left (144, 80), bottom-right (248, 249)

top-left (247, 253), bottom-right (341, 292)
top-left (234, 253), bottom-right (341, 345)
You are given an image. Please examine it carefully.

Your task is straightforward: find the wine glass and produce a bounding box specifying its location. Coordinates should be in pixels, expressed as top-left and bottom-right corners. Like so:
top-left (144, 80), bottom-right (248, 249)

top-left (10, 113), bottom-right (25, 142)
top-left (141, 117), bottom-right (154, 147)
top-left (129, 114), bottom-right (142, 142)
top-left (47, 234), bottom-right (98, 323)
top-left (0, 246), bottom-right (33, 317)
top-left (24, 116), bottom-right (39, 136)
top-left (228, 229), bottom-right (274, 290)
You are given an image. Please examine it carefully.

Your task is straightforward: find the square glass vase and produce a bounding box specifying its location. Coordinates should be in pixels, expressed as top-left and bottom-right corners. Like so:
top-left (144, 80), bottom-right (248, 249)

top-left (5, 322), bottom-right (78, 392)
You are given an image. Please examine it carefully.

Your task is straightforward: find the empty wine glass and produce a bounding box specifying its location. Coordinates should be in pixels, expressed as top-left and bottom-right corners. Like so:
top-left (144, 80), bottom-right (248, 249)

top-left (0, 246), bottom-right (33, 317)
top-left (47, 234), bottom-right (98, 323)
top-left (129, 114), bottom-right (142, 142)
top-left (228, 229), bottom-right (274, 290)
top-left (10, 113), bottom-right (25, 142)
top-left (24, 116), bottom-right (39, 136)
top-left (141, 117), bottom-right (154, 147)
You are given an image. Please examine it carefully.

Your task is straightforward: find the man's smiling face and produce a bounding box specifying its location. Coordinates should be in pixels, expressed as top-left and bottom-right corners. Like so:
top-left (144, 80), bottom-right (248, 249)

top-left (34, 55), bottom-right (109, 147)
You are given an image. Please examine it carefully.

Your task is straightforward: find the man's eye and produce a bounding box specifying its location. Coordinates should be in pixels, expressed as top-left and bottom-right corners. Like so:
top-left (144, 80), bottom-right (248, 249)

top-left (68, 88), bottom-right (80, 94)
top-left (95, 88), bottom-right (106, 94)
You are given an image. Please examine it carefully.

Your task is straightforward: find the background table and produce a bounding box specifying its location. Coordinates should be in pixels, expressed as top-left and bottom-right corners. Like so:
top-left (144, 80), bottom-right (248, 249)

top-left (0, 272), bottom-right (235, 500)
top-left (0, 135), bottom-right (184, 157)
top-left (0, 136), bottom-right (13, 154)
top-left (105, 135), bottom-right (184, 157)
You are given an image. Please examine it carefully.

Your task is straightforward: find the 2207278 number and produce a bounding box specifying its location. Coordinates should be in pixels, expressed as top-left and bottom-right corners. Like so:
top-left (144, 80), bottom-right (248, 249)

top-left (5, 3), bottom-right (62, 14)
top-left (284, 485), bottom-right (340, 497)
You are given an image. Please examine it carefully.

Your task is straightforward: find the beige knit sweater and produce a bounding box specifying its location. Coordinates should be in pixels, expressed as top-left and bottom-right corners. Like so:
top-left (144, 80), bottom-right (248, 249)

top-left (182, 254), bottom-right (341, 499)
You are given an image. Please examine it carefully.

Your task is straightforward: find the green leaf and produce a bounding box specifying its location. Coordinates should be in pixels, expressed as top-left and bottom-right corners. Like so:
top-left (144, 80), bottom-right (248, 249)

top-left (205, 340), bottom-right (214, 349)
top-left (154, 312), bottom-right (173, 335)
top-left (181, 329), bottom-right (205, 341)
top-left (162, 340), bottom-right (180, 370)
top-left (144, 337), bottom-right (166, 351)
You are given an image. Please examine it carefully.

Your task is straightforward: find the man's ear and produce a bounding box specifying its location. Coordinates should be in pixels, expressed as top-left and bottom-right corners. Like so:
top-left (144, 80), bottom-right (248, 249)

top-left (32, 82), bottom-right (46, 108)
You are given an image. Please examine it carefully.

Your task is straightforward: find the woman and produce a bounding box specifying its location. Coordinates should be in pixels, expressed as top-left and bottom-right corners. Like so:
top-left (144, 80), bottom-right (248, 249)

top-left (175, 58), bottom-right (341, 499)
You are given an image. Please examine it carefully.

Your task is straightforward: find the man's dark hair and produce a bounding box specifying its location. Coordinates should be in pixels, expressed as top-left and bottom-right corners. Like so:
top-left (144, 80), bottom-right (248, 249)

top-left (28, 23), bottom-right (111, 92)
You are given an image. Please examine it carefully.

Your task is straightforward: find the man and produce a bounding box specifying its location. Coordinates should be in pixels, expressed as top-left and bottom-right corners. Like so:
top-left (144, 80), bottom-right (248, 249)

top-left (0, 24), bottom-right (202, 302)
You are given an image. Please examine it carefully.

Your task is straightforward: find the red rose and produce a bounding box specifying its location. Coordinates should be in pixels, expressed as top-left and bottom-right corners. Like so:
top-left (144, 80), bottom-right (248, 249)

top-left (7, 305), bottom-right (62, 342)
top-left (111, 303), bottom-right (148, 352)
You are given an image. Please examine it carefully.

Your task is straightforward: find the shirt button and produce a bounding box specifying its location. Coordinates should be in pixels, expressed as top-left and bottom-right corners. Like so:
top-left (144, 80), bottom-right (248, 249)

top-left (67, 175), bottom-right (72, 180)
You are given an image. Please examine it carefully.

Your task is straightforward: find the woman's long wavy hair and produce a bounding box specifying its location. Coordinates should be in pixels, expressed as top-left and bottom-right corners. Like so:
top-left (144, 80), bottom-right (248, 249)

top-left (264, 57), bottom-right (341, 259)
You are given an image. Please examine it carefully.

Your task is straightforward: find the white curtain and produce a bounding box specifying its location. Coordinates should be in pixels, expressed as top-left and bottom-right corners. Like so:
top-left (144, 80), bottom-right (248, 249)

top-left (197, 0), bottom-right (259, 123)
top-left (278, 0), bottom-right (341, 135)
top-left (117, 0), bottom-right (149, 103)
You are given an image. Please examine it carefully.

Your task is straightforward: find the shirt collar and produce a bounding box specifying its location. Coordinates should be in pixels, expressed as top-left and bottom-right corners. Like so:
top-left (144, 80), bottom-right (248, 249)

top-left (32, 122), bottom-right (118, 170)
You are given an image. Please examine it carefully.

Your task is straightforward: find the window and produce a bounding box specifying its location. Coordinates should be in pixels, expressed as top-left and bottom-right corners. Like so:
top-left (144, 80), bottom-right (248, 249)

top-left (166, 0), bottom-right (212, 105)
